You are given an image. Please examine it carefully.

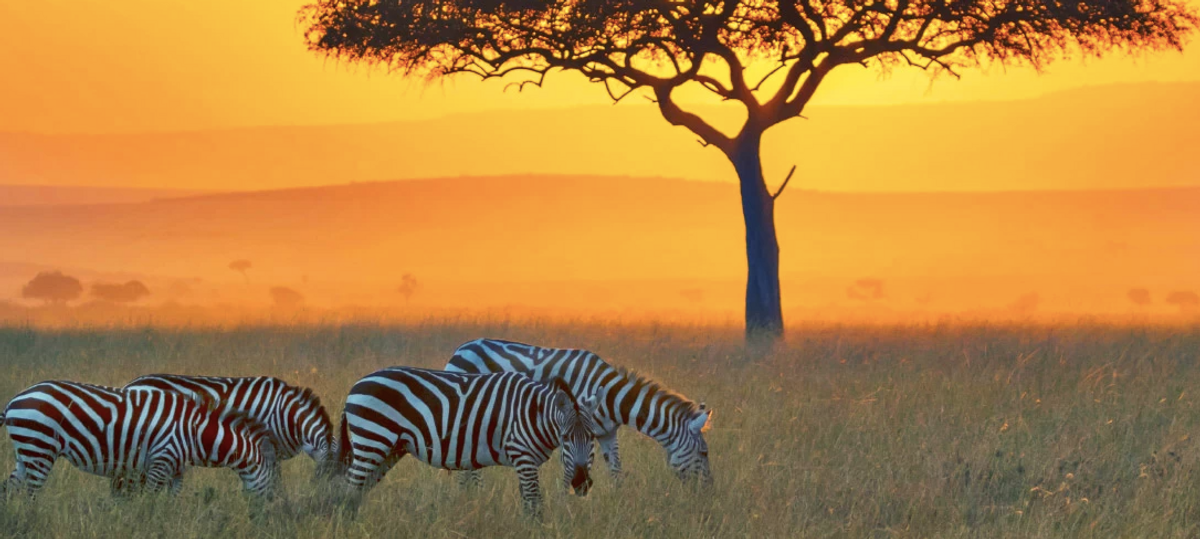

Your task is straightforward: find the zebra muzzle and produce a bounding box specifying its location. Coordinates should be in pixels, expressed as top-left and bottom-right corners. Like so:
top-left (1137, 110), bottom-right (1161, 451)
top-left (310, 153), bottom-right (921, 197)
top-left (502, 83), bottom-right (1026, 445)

top-left (570, 467), bottom-right (591, 496)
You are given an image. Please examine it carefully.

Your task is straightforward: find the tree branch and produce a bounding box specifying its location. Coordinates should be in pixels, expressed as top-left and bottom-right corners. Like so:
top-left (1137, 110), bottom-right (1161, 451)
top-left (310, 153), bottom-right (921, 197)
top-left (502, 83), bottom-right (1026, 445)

top-left (654, 85), bottom-right (733, 154)
top-left (772, 165), bottom-right (797, 200)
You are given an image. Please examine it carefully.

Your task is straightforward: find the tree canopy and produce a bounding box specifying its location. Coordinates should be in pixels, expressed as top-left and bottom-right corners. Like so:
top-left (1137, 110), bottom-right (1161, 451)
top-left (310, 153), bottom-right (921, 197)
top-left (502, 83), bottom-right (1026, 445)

top-left (91, 281), bottom-right (152, 304)
top-left (303, 0), bottom-right (1196, 154)
top-left (301, 0), bottom-right (1195, 340)
top-left (270, 286), bottom-right (306, 309)
top-left (22, 271), bottom-right (83, 305)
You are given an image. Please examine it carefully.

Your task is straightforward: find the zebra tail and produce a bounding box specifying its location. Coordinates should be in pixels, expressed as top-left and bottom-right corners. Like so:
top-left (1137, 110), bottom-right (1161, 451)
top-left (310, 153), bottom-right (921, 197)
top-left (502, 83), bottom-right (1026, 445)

top-left (336, 410), bottom-right (352, 473)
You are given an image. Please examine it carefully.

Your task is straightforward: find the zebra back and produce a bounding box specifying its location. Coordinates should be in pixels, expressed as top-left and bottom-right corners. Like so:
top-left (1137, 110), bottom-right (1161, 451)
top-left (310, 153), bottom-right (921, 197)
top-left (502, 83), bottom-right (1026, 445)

top-left (123, 374), bottom-right (333, 464)
top-left (2, 381), bottom-right (278, 497)
top-left (446, 338), bottom-right (714, 484)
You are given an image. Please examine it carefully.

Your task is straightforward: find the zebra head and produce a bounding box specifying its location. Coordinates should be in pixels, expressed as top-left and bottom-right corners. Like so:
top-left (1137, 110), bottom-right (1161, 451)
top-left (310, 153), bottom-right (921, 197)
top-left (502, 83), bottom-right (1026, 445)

top-left (290, 387), bottom-right (335, 478)
top-left (198, 409), bottom-right (280, 498)
top-left (666, 403), bottom-right (714, 487)
top-left (549, 378), bottom-right (601, 497)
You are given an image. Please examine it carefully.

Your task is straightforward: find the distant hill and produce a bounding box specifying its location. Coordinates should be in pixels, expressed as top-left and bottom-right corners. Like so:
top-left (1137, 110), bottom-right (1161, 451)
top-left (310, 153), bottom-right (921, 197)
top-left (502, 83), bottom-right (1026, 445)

top-left (0, 82), bottom-right (1197, 192)
top-left (0, 185), bottom-right (209, 207)
top-left (0, 175), bottom-right (1196, 315)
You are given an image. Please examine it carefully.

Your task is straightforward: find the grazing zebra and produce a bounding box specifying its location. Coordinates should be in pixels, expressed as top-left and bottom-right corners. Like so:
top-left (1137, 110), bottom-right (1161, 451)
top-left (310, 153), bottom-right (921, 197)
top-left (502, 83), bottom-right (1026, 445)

top-left (446, 338), bottom-right (713, 486)
top-left (337, 368), bottom-right (600, 517)
top-left (122, 375), bottom-right (334, 477)
top-left (0, 381), bottom-right (278, 498)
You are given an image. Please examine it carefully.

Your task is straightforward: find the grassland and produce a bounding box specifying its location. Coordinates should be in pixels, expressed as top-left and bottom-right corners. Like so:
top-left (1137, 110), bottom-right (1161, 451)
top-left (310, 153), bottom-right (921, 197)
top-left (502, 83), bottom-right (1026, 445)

top-left (0, 320), bottom-right (1198, 538)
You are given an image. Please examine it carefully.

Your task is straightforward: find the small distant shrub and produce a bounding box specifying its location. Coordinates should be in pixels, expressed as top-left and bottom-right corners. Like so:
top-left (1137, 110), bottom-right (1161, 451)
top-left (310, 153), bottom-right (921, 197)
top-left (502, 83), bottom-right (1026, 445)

top-left (1009, 292), bottom-right (1040, 315)
top-left (270, 287), bottom-right (305, 309)
top-left (1166, 291), bottom-right (1199, 312)
top-left (1127, 288), bottom-right (1152, 307)
top-left (91, 281), bottom-right (151, 304)
top-left (847, 279), bottom-right (885, 301)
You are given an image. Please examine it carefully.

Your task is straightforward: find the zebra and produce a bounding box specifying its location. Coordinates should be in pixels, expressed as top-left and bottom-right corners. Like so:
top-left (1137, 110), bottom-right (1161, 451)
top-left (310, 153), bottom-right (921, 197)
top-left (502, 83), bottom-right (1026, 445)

top-left (121, 375), bottom-right (334, 479)
top-left (445, 338), bottom-right (713, 486)
top-left (0, 380), bottom-right (278, 498)
top-left (336, 368), bottom-right (601, 518)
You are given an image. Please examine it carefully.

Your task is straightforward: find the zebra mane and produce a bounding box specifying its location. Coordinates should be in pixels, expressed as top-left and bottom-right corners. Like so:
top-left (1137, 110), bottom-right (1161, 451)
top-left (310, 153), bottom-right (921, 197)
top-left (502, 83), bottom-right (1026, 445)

top-left (612, 366), bottom-right (700, 417)
top-left (215, 408), bottom-right (274, 446)
top-left (293, 385), bottom-right (333, 426)
top-left (294, 385), bottom-right (323, 409)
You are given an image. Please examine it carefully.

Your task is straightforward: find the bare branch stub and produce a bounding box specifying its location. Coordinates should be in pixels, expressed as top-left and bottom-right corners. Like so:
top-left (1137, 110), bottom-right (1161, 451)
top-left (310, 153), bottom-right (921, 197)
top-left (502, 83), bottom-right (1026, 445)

top-left (772, 165), bottom-right (798, 200)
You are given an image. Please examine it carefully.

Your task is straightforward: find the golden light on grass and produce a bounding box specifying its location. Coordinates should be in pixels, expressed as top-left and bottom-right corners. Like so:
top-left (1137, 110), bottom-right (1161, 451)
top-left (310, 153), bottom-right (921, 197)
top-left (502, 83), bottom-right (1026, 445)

top-left (0, 320), bottom-right (1199, 536)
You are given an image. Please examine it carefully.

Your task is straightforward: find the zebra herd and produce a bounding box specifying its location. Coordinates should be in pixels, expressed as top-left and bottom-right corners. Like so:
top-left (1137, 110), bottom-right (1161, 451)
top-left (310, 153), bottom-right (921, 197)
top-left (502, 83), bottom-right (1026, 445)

top-left (0, 338), bottom-right (714, 518)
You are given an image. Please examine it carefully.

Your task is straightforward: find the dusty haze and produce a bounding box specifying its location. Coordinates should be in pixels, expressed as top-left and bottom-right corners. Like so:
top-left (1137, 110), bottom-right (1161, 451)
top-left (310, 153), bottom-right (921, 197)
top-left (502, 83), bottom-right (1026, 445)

top-left (1, 175), bottom-right (1196, 324)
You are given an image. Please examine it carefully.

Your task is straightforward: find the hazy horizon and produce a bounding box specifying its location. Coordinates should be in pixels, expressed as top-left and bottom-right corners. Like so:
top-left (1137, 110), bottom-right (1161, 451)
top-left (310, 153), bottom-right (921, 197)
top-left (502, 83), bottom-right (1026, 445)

top-left (1, 175), bottom-right (1196, 325)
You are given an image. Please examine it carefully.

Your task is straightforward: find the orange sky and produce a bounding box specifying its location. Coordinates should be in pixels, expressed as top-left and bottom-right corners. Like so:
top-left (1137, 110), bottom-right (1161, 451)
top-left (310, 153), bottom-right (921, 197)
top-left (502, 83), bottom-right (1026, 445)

top-left (1, 2), bottom-right (1198, 324)
top-left (2, 0), bottom-right (1199, 135)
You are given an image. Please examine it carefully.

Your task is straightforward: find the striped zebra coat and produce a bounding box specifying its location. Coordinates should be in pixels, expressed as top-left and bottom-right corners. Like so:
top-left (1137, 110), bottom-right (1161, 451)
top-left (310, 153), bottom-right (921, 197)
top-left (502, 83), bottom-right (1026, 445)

top-left (1, 381), bottom-right (278, 498)
top-left (122, 375), bottom-right (333, 476)
top-left (337, 368), bottom-right (601, 517)
top-left (446, 338), bottom-right (713, 485)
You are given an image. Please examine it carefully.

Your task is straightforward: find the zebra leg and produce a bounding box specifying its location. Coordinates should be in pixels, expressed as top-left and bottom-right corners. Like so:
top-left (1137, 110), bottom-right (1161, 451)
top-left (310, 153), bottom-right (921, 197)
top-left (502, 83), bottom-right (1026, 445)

top-left (238, 460), bottom-right (278, 500)
top-left (598, 431), bottom-right (624, 483)
top-left (5, 452), bottom-right (54, 497)
top-left (348, 446), bottom-right (405, 492)
top-left (109, 473), bottom-right (143, 499)
top-left (144, 459), bottom-right (181, 494)
top-left (339, 446), bottom-right (405, 517)
top-left (3, 462), bottom-right (30, 497)
top-left (169, 470), bottom-right (186, 496)
top-left (514, 463), bottom-right (543, 521)
top-left (456, 470), bottom-right (483, 489)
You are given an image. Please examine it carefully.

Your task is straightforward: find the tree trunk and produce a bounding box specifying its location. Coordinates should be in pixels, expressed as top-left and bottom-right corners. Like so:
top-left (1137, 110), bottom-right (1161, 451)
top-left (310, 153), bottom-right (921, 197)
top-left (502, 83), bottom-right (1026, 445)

top-left (730, 131), bottom-right (783, 342)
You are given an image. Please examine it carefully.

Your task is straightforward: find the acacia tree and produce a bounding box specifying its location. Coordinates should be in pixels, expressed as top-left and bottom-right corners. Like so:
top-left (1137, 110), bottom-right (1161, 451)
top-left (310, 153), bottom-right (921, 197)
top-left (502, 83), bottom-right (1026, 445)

top-left (92, 281), bottom-right (152, 304)
top-left (398, 273), bottom-right (421, 303)
top-left (22, 271), bottom-right (84, 306)
top-left (301, 0), bottom-right (1196, 340)
top-left (229, 259), bottom-right (252, 283)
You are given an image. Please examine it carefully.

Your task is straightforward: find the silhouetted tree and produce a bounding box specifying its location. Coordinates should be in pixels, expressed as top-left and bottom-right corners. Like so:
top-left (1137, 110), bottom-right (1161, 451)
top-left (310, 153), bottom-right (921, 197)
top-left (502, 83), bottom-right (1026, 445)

top-left (22, 271), bottom-right (83, 305)
top-left (302, 0), bottom-right (1197, 342)
top-left (1166, 290), bottom-right (1199, 312)
top-left (270, 286), bottom-right (306, 309)
top-left (229, 260), bottom-right (252, 283)
top-left (91, 281), bottom-right (151, 304)
top-left (1127, 288), bottom-right (1151, 307)
top-left (847, 278), bottom-right (885, 301)
top-left (398, 274), bottom-right (420, 303)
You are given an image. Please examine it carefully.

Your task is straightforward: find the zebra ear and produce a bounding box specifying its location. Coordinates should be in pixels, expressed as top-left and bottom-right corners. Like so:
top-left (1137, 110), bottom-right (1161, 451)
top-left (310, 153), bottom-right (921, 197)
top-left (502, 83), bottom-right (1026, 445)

top-left (552, 389), bottom-right (572, 411)
top-left (689, 407), bottom-right (713, 434)
top-left (549, 377), bottom-right (573, 398)
top-left (581, 395), bottom-right (598, 415)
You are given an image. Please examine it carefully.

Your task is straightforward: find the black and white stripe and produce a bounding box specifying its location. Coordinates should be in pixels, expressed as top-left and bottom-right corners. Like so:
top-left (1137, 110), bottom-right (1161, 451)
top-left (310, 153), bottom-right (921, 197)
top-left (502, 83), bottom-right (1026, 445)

top-left (337, 368), bottom-right (599, 517)
top-left (446, 338), bottom-right (713, 485)
top-left (1, 381), bottom-right (278, 498)
top-left (122, 374), bottom-right (333, 476)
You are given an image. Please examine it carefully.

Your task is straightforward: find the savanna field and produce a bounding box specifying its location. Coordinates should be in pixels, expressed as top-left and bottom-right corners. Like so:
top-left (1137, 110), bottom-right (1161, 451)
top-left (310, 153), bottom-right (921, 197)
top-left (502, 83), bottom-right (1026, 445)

top-left (0, 320), bottom-right (1198, 538)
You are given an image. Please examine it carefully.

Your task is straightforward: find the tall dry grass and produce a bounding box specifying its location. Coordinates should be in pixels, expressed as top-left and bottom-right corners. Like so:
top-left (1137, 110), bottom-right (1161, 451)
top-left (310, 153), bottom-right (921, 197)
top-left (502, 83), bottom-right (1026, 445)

top-left (0, 320), bottom-right (1197, 537)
